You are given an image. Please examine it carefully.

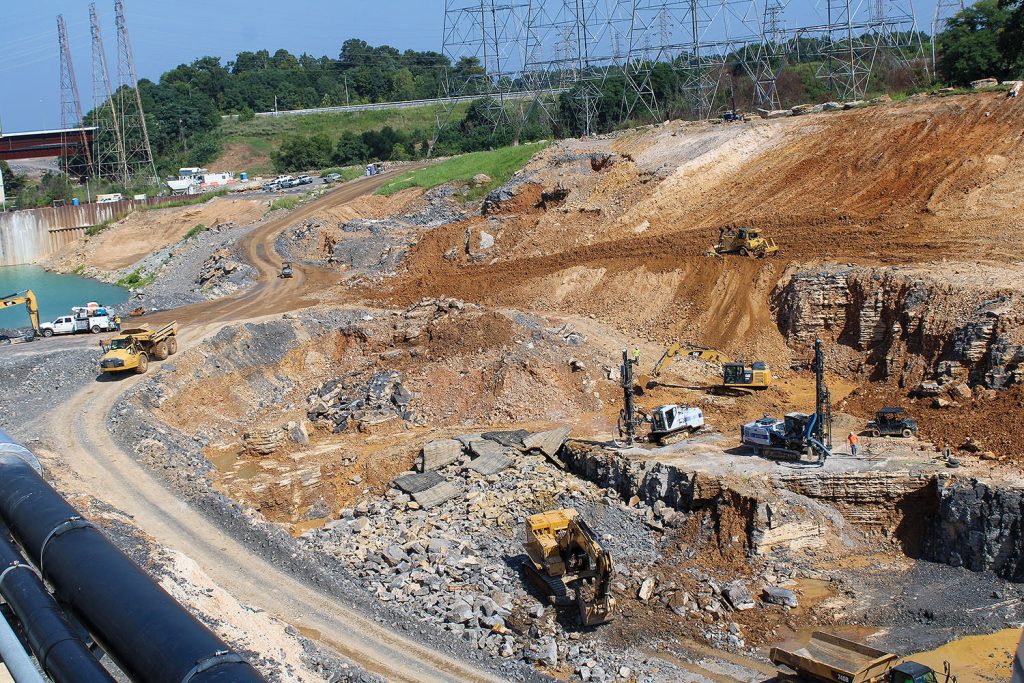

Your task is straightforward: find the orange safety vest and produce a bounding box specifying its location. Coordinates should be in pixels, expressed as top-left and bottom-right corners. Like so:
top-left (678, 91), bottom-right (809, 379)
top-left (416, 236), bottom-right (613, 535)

top-left (848, 433), bottom-right (858, 446)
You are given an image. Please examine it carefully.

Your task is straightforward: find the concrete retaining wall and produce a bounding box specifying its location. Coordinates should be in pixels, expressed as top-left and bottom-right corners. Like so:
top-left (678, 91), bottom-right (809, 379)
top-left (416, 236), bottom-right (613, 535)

top-left (0, 195), bottom-right (186, 266)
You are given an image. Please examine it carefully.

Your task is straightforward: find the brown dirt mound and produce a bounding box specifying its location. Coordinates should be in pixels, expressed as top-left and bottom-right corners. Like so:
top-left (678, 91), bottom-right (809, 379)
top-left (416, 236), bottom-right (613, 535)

top-left (45, 196), bottom-right (267, 273)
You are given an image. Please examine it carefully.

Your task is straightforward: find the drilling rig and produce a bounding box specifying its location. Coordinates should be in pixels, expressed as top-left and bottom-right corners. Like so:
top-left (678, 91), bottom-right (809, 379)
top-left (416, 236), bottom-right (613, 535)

top-left (740, 338), bottom-right (832, 465)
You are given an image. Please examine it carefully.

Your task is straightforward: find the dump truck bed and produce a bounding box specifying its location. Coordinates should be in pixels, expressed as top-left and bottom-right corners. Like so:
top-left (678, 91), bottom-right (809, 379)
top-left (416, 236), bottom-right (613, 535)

top-left (770, 631), bottom-right (898, 683)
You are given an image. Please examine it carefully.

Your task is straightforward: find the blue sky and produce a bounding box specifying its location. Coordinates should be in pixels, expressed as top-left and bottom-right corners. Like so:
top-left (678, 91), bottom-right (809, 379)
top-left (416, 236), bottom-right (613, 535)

top-left (0, 1), bottom-right (441, 132)
top-left (1, 0), bottom-right (952, 133)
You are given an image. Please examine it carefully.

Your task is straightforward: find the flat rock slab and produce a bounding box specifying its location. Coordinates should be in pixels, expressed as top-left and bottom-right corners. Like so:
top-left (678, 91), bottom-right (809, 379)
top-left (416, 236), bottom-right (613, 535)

top-left (420, 439), bottom-right (464, 472)
top-left (523, 426), bottom-right (571, 457)
top-left (467, 439), bottom-right (508, 460)
top-left (413, 481), bottom-right (462, 509)
top-left (481, 429), bottom-right (531, 449)
top-left (394, 470), bottom-right (445, 494)
top-left (467, 448), bottom-right (515, 476)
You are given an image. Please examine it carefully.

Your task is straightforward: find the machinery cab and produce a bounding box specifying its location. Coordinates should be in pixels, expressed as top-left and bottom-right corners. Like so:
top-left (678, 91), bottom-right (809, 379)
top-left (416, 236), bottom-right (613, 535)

top-left (890, 661), bottom-right (942, 683)
top-left (650, 404), bottom-right (704, 437)
top-left (280, 261), bottom-right (294, 278)
top-left (867, 407), bottom-right (917, 438)
top-left (723, 361), bottom-right (772, 389)
top-left (783, 412), bottom-right (812, 439)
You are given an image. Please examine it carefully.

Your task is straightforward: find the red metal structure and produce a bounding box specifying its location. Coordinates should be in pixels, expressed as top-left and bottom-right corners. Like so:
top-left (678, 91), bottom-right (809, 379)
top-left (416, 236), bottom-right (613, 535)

top-left (0, 128), bottom-right (95, 162)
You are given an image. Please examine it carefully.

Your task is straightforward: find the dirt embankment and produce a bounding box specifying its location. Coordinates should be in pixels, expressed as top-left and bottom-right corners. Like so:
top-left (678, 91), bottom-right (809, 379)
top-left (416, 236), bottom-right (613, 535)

top-left (43, 196), bottom-right (267, 274)
top-left (354, 92), bottom-right (1024, 460)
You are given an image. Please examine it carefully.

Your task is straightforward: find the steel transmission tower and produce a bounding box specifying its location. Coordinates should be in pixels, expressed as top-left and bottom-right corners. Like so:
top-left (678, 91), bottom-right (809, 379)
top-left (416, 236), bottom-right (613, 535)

top-left (58, 15), bottom-right (93, 177)
top-left (90, 3), bottom-right (127, 184)
top-left (114, 0), bottom-right (157, 185)
top-left (930, 0), bottom-right (964, 76)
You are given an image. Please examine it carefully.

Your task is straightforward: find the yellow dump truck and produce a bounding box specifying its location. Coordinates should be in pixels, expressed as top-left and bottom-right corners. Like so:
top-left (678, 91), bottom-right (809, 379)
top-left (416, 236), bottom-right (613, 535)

top-left (770, 632), bottom-right (952, 683)
top-left (99, 322), bottom-right (178, 374)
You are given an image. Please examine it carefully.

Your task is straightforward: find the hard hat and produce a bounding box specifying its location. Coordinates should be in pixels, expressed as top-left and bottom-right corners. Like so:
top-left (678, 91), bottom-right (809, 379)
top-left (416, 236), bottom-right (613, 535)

top-left (848, 431), bottom-right (854, 435)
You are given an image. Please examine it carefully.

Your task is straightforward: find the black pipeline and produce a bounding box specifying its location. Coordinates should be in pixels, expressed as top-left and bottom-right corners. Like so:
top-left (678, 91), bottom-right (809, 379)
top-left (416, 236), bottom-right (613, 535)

top-left (0, 527), bottom-right (116, 683)
top-left (0, 433), bottom-right (265, 683)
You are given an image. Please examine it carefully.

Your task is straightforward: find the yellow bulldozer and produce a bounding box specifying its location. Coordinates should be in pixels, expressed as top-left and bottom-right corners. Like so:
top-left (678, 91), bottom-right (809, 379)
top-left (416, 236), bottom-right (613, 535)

top-left (713, 225), bottom-right (778, 258)
top-left (522, 509), bottom-right (616, 626)
top-left (99, 322), bottom-right (178, 374)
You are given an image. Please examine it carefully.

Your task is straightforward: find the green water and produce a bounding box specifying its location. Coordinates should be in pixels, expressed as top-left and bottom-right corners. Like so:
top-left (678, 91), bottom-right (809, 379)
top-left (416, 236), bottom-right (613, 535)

top-left (0, 265), bottom-right (128, 331)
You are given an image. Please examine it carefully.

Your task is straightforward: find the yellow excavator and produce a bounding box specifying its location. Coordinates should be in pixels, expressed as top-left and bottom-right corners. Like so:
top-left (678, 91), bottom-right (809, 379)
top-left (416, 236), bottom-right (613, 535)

top-left (523, 509), bottom-right (616, 626)
top-left (637, 342), bottom-right (732, 390)
top-left (0, 289), bottom-right (41, 335)
top-left (638, 342), bottom-right (772, 392)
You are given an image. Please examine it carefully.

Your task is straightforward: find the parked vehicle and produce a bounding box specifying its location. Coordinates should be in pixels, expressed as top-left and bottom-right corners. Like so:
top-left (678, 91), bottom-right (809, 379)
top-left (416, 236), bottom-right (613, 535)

top-left (323, 173), bottom-right (342, 183)
top-left (296, 175), bottom-right (313, 185)
top-left (866, 407), bottom-right (917, 438)
top-left (38, 306), bottom-right (116, 337)
top-left (262, 182), bottom-right (281, 192)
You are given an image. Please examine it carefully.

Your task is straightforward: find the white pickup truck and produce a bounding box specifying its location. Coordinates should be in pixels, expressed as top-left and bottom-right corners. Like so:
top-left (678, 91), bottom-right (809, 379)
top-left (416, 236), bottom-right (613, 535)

top-left (38, 310), bottom-right (117, 337)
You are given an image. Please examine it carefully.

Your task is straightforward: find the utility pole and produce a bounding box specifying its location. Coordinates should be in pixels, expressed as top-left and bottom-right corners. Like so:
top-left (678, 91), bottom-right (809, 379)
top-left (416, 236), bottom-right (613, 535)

top-left (344, 75), bottom-right (350, 105)
top-left (0, 163), bottom-right (6, 212)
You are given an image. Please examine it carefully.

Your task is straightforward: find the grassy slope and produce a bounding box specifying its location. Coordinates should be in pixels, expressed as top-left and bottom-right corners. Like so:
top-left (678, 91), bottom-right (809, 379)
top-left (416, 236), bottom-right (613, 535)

top-left (376, 143), bottom-right (548, 198)
top-left (216, 102), bottom-right (471, 174)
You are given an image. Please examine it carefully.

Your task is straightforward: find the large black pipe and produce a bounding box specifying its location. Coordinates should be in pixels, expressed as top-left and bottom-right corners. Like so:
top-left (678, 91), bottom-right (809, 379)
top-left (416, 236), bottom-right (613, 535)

top-left (0, 432), bottom-right (265, 683)
top-left (0, 527), bottom-right (116, 683)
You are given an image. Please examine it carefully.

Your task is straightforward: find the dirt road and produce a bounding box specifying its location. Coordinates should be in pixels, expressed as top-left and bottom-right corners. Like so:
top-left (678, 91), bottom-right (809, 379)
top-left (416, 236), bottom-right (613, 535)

top-left (38, 169), bottom-right (507, 683)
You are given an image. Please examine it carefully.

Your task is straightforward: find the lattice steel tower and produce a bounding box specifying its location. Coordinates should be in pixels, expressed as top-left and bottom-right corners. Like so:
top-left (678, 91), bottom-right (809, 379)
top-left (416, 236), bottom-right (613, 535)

top-left (90, 3), bottom-right (127, 184)
top-left (58, 14), bottom-right (93, 177)
top-left (114, 0), bottom-right (157, 185)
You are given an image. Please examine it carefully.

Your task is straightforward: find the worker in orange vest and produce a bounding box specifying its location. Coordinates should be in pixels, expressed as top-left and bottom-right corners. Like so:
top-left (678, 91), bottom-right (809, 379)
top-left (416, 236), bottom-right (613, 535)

top-left (848, 431), bottom-right (858, 457)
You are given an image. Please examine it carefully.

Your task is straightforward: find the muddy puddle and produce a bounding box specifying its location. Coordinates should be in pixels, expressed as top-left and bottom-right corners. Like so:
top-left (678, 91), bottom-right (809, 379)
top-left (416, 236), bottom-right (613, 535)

top-left (911, 628), bottom-right (1017, 683)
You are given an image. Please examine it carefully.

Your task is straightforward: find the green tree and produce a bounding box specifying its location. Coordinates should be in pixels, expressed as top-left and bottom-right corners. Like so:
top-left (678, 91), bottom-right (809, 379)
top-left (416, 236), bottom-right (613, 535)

top-left (0, 161), bottom-right (26, 197)
top-left (999, 0), bottom-right (1024, 76)
top-left (938, 0), bottom-right (1012, 84)
top-left (334, 132), bottom-right (369, 165)
top-left (273, 133), bottom-right (334, 171)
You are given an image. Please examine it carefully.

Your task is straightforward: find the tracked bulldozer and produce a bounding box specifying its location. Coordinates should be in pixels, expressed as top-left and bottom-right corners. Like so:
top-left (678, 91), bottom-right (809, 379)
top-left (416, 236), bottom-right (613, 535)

top-left (713, 225), bottom-right (778, 258)
top-left (522, 509), bottom-right (616, 626)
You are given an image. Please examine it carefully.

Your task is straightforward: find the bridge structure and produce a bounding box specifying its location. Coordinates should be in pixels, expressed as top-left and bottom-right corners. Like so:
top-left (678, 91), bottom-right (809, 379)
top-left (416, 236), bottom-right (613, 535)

top-left (0, 127), bottom-right (95, 162)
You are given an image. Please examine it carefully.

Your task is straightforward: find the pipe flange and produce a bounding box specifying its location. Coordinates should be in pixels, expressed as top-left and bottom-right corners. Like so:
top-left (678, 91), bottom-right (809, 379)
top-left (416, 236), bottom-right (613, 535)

top-left (180, 651), bottom-right (245, 683)
top-left (39, 517), bottom-right (95, 576)
top-left (0, 561), bottom-right (38, 590)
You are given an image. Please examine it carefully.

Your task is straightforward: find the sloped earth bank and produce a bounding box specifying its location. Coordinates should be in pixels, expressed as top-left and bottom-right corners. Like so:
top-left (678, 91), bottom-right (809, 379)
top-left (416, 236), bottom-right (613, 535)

top-left (369, 92), bottom-right (1024, 464)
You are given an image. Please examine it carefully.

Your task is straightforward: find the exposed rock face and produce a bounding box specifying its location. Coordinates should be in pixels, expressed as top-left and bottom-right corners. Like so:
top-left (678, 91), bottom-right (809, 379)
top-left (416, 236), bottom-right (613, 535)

top-left (773, 262), bottom-right (1024, 388)
top-left (562, 441), bottom-right (1024, 581)
top-left (924, 477), bottom-right (1024, 580)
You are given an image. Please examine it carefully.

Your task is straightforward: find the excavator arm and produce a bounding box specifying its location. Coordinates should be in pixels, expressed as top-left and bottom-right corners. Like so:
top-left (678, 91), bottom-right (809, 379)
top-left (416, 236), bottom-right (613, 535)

top-left (523, 509), bottom-right (616, 626)
top-left (563, 516), bottom-right (616, 625)
top-left (0, 289), bottom-right (40, 333)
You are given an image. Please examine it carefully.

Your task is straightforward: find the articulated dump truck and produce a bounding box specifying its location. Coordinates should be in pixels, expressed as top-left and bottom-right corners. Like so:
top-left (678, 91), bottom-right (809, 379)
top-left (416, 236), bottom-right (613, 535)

top-left (99, 322), bottom-right (178, 374)
top-left (770, 632), bottom-right (954, 683)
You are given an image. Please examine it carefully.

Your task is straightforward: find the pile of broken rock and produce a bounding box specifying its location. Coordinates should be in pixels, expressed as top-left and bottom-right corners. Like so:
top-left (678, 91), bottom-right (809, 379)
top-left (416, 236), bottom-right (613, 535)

top-left (306, 370), bottom-right (419, 433)
top-left (296, 426), bottom-right (663, 679)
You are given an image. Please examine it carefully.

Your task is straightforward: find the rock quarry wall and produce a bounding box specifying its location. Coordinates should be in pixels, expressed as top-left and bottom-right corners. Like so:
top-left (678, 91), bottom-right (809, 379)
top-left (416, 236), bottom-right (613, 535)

top-left (561, 442), bottom-right (1024, 580)
top-left (772, 262), bottom-right (1024, 389)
